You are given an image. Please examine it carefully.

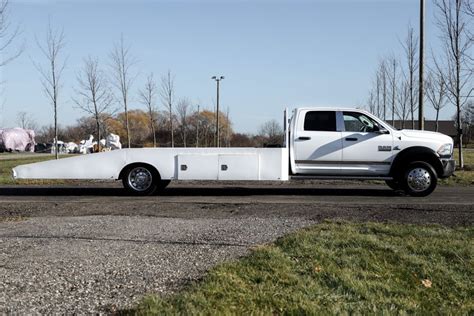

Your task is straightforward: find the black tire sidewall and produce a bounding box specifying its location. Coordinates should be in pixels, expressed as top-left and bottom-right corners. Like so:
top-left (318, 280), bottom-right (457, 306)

top-left (402, 161), bottom-right (438, 197)
top-left (385, 179), bottom-right (401, 191)
top-left (157, 180), bottom-right (171, 190)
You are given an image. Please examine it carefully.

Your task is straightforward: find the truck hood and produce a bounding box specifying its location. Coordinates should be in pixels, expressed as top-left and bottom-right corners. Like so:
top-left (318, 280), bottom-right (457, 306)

top-left (399, 129), bottom-right (453, 143)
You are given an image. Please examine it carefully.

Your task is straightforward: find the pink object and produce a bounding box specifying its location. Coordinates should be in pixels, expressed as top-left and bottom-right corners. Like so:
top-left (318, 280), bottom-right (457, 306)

top-left (0, 128), bottom-right (36, 152)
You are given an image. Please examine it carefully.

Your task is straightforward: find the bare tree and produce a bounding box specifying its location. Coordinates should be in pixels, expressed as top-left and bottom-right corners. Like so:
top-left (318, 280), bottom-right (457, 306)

top-left (0, 0), bottom-right (22, 69)
top-left (258, 119), bottom-right (284, 146)
top-left (465, 1), bottom-right (474, 47)
top-left (225, 107), bottom-right (231, 147)
top-left (176, 98), bottom-right (191, 147)
top-left (426, 66), bottom-right (448, 132)
top-left (110, 34), bottom-right (136, 148)
top-left (396, 80), bottom-right (411, 128)
top-left (367, 89), bottom-right (377, 114)
top-left (16, 111), bottom-right (37, 130)
top-left (375, 59), bottom-right (388, 120)
top-left (461, 101), bottom-right (474, 145)
top-left (387, 57), bottom-right (399, 126)
top-left (367, 59), bottom-right (389, 119)
top-left (434, 0), bottom-right (473, 169)
top-left (195, 105), bottom-right (200, 147)
top-left (138, 73), bottom-right (158, 147)
top-left (381, 61), bottom-right (388, 120)
top-left (73, 56), bottom-right (114, 151)
top-left (375, 70), bottom-right (382, 118)
top-left (467, 0), bottom-right (474, 14)
top-left (34, 22), bottom-right (66, 159)
top-left (401, 26), bottom-right (419, 129)
top-left (160, 70), bottom-right (175, 147)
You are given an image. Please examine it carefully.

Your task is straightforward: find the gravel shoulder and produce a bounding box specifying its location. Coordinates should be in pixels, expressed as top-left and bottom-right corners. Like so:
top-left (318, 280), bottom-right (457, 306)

top-left (0, 182), bottom-right (473, 313)
top-left (1, 215), bottom-right (311, 313)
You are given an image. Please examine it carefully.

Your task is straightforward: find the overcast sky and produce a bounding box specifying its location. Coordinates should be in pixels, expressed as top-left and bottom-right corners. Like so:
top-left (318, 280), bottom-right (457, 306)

top-left (0, 0), bottom-right (448, 133)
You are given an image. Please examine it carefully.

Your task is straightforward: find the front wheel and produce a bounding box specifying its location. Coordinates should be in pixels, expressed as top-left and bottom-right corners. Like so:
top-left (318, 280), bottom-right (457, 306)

top-left (402, 162), bottom-right (438, 197)
top-left (122, 165), bottom-right (159, 196)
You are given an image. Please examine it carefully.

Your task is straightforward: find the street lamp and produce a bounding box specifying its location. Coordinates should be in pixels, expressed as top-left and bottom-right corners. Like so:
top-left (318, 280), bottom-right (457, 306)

top-left (211, 75), bottom-right (224, 147)
top-left (418, 0), bottom-right (425, 130)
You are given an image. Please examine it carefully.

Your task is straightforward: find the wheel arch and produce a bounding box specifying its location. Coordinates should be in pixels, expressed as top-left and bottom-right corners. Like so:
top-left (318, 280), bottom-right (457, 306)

top-left (390, 146), bottom-right (443, 178)
top-left (118, 162), bottom-right (161, 181)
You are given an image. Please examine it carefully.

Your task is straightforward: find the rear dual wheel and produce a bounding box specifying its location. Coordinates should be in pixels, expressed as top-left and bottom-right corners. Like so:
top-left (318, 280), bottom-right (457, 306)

top-left (122, 165), bottom-right (169, 196)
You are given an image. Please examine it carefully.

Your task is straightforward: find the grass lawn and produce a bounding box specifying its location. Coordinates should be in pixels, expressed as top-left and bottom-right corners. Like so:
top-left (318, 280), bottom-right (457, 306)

top-left (125, 222), bottom-right (473, 315)
top-left (440, 149), bottom-right (474, 186)
top-left (0, 154), bottom-right (70, 185)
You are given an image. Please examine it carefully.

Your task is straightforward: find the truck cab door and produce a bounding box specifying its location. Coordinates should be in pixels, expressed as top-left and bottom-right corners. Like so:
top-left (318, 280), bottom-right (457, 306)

top-left (293, 110), bottom-right (343, 175)
top-left (340, 111), bottom-right (394, 176)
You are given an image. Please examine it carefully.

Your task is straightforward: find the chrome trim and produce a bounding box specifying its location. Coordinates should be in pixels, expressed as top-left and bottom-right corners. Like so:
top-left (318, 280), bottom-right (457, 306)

top-left (292, 175), bottom-right (393, 180)
top-left (295, 160), bottom-right (391, 165)
top-left (407, 167), bottom-right (431, 192)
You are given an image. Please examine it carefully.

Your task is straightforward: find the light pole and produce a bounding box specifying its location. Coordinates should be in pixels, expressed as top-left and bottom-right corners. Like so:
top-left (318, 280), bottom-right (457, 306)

top-left (418, 0), bottom-right (425, 130)
top-left (211, 75), bottom-right (224, 147)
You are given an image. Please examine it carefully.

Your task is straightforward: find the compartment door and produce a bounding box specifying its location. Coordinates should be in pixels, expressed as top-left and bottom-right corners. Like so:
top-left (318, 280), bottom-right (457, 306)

top-left (177, 154), bottom-right (218, 180)
top-left (218, 154), bottom-right (259, 180)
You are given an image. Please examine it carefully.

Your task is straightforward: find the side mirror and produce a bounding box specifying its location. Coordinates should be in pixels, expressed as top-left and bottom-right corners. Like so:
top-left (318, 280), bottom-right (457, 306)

top-left (377, 128), bottom-right (389, 134)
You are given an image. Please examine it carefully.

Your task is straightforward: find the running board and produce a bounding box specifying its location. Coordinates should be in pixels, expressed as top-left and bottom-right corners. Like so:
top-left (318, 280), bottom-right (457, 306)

top-left (291, 175), bottom-right (393, 181)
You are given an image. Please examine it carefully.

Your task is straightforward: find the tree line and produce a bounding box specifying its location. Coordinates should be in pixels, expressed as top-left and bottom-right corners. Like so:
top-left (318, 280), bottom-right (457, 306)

top-left (31, 110), bottom-right (284, 149)
top-left (365, 0), bottom-right (473, 168)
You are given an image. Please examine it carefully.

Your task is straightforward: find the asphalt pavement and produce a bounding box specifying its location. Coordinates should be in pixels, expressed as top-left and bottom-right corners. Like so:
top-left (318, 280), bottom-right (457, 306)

top-left (0, 181), bottom-right (473, 205)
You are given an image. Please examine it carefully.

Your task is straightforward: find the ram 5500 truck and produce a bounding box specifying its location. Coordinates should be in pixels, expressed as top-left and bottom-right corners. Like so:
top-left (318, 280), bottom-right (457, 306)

top-left (12, 107), bottom-right (455, 196)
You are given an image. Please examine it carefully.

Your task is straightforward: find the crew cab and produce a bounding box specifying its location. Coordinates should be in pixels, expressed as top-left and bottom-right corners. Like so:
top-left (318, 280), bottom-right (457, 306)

top-left (12, 107), bottom-right (455, 196)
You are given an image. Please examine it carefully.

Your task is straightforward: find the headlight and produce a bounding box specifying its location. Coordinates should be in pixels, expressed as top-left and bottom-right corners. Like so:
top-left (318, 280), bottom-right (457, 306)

top-left (437, 143), bottom-right (453, 157)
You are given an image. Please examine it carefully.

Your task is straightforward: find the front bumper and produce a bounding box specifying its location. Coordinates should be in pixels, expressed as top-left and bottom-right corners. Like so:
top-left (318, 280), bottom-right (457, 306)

top-left (440, 158), bottom-right (456, 178)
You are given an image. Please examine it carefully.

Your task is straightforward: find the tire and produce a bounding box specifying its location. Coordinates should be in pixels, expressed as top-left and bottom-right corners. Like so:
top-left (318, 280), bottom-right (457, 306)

top-left (122, 165), bottom-right (159, 196)
top-left (402, 161), bottom-right (438, 197)
top-left (385, 179), bottom-right (402, 191)
top-left (157, 180), bottom-right (171, 190)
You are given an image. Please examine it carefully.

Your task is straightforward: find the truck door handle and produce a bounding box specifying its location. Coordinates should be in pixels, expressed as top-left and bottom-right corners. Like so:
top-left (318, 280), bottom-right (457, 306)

top-left (298, 136), bottom-right (311, 141)
top-left (345, 137), bottom-right (358, 141)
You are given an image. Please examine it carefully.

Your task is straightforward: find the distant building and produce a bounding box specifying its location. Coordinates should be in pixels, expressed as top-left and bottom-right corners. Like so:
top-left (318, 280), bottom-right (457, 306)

top-left (390, 120), bottom-right (457, 140)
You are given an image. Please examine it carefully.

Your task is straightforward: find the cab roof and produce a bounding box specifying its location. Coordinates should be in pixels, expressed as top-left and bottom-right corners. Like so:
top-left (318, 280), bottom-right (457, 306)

top-left (294, 106), bottom-right (369, 113)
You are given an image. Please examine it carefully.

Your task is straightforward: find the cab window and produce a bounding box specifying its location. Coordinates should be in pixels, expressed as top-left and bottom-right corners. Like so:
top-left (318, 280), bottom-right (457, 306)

top-left (304, 111), bottom-right (337, 131)
top-left (343, 112), bottom-right (380, 133)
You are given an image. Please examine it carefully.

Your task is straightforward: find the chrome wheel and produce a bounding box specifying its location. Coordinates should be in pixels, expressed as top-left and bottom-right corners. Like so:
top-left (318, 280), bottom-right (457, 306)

top-left (407, 167), bottom-right (431, 192)
top-left (127, 167), bottom-right (153, 192)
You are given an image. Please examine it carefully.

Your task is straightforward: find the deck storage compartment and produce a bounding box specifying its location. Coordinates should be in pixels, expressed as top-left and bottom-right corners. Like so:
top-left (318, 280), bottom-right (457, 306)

top-left (218, 154), bottom-right (259, 180)
top-left (177, 153), bottom-right (260, 180)
top-left (177, 154), bottom-right (219, 180)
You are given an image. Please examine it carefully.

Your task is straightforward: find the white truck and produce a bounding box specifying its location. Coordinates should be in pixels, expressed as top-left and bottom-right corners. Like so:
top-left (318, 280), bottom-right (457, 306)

top-left (12, 107), bottom-right (455, 197)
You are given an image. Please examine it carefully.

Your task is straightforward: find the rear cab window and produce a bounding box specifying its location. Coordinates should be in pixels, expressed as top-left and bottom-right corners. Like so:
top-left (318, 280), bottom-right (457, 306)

top-left (304, 111), bottom-right (337, 131)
